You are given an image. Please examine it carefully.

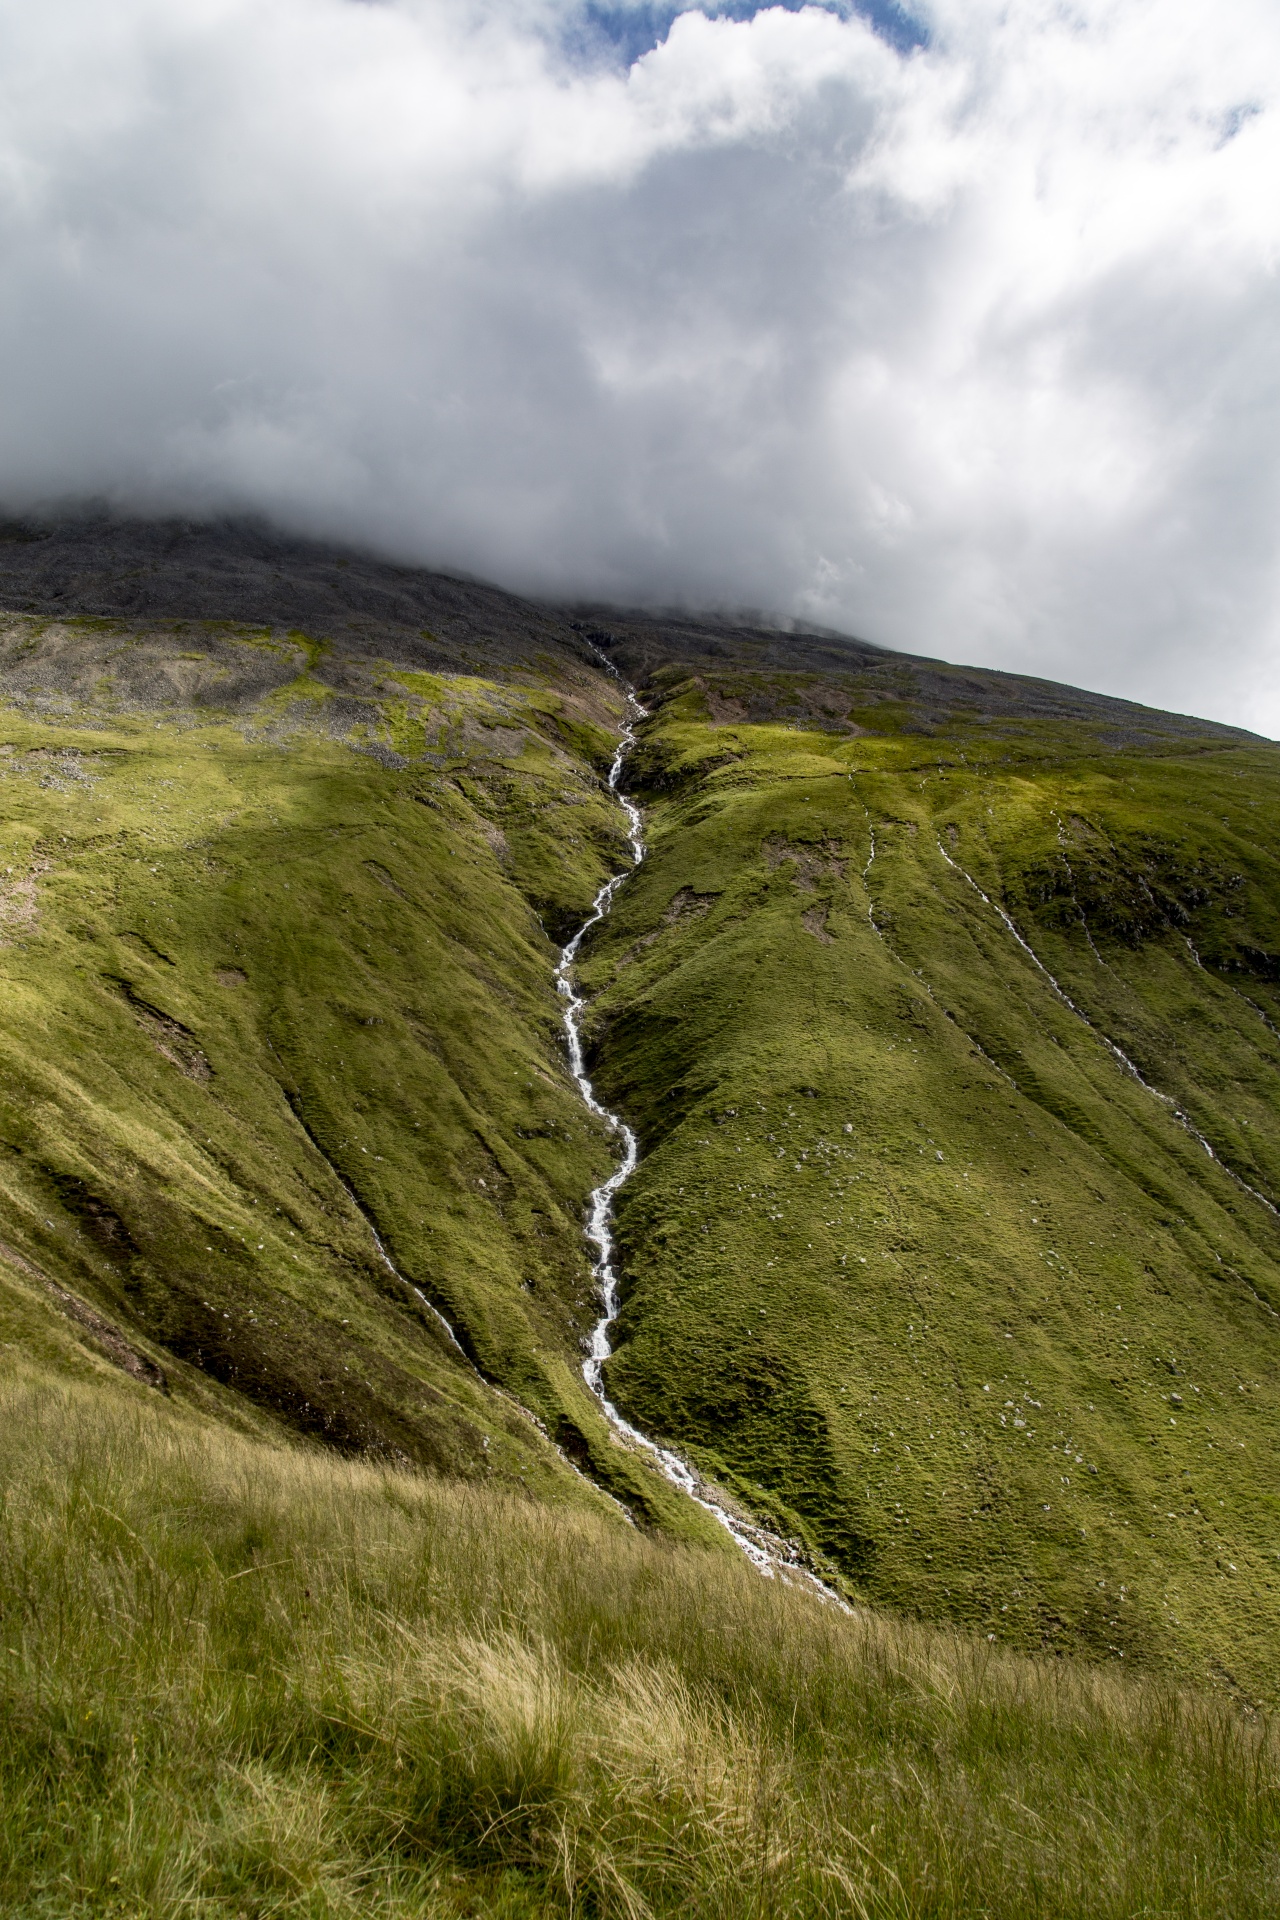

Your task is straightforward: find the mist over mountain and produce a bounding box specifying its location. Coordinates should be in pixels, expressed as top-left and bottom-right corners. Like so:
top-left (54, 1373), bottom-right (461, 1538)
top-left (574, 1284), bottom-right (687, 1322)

top-left (0, 0), bottom-right (1277, 731)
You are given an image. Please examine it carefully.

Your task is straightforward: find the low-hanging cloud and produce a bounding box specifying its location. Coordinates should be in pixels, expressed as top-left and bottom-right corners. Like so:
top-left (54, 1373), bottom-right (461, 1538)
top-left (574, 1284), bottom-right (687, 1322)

top-left (0, 0), bottom-right (1277, 728)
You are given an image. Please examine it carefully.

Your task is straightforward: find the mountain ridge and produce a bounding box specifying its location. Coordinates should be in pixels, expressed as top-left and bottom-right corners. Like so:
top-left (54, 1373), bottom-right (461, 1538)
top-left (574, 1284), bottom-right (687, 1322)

top-left (5, 511), bottom-right (1280, 1913)
top-left (0, 511), bottom-right (1278, 1694)
top-left (0, 509), bottom-right (1259, 740)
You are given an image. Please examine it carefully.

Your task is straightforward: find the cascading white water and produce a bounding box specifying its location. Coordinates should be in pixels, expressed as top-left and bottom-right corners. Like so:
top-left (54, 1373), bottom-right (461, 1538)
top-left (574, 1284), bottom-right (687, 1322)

top-left (556, 663), bottom-right (847, 1596)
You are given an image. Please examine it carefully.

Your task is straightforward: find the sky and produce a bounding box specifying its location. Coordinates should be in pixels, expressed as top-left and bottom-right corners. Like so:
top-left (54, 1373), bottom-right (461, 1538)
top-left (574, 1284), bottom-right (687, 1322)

top-left (0, 1), bottom-right (1277, 731)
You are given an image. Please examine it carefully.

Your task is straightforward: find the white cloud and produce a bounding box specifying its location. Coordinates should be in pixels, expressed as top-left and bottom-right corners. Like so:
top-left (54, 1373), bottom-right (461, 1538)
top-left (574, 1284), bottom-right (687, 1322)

top-left (0, 0), bottom-right (1277, 728)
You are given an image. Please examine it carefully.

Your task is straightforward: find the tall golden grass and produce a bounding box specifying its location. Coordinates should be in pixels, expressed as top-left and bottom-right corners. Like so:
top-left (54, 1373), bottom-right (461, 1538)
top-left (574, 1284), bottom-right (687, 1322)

top-left (2, 1369), bottom-right (1278, 1917)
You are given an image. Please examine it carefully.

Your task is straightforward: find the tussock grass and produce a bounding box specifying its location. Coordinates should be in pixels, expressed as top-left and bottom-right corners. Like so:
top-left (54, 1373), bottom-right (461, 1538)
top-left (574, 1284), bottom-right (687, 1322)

top-left (3, 1373), bottom-right (1278, 1916)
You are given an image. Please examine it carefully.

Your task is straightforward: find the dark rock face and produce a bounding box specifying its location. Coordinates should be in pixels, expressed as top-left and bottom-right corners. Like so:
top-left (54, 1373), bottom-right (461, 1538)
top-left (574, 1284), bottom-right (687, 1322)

top-left (566, 609), bottom-right (1258, 746)
top-left (0, 510), bottom-right (1255, 743)
top-left (0, 512), bottom-right (595, 684)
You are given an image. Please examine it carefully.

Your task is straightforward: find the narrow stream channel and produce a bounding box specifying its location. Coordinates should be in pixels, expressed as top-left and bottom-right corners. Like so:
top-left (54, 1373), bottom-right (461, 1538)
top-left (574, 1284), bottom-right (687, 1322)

top-left (556, 661), bottom-right (845, 1595)
top-left (936, 838), bottom-right (1280, 1225)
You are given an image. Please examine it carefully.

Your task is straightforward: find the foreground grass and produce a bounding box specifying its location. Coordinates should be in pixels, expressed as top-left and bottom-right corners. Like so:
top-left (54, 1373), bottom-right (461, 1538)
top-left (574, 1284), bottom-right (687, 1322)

top-left (3, 1368), bottom-right (1279, 1918)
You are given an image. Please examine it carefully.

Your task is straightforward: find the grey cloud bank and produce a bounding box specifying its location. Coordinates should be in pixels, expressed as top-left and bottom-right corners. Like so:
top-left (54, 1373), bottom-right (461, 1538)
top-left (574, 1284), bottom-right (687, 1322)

top-left (0, 0), bottom-right (1277, 729)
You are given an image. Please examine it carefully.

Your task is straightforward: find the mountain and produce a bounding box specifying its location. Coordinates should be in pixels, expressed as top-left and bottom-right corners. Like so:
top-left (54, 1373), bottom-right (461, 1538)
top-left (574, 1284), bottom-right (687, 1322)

top-left (579, 613), bottom-right (1280, 1688)
top-left (3, 513), bottom-right (1280, 1914)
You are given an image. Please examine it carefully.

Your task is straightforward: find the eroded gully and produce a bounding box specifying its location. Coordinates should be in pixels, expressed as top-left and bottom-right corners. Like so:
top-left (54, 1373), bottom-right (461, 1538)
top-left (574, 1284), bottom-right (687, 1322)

top-left (557, 664), bottom-right (846, 1599)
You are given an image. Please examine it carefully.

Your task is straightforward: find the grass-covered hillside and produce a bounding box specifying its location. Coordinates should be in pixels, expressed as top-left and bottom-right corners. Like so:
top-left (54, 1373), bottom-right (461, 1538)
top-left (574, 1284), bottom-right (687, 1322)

top-left (5, 517), bottom-right (1280, 1912)
top-left (576, 628), bottom-right (1280, 1696)
top-left (0, 523), bottom-right (734, 1536)
top-left (6, 1365), bottom-right (1280, 1920)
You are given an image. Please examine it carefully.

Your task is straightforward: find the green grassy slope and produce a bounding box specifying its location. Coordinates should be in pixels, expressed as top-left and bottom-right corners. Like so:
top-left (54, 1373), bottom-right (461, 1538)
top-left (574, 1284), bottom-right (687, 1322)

top-left (4, 1363), bottom-right (1280, 1920)
top-left (0, 608), bottom-right (722, 1535)
top-left (579, 657), bottom-right (1280, 1695)
top-left (7, 526), bottom-right (1280, 1912)
top-left (5, 521), bottom-right (1280, 1708)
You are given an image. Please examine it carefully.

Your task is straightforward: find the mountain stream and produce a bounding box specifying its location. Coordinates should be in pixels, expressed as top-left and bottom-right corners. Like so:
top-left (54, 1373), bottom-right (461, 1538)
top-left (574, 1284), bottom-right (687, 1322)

top-left (556, 663), bottom-right (846, 1597)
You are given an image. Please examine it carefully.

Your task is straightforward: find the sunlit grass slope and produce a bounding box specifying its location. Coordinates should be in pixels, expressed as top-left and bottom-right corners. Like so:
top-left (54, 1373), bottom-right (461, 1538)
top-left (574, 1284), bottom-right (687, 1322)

top-left (580, 660), bottom-right (1280, 1695)
top-left (0, 614), bottom-right (715, 1531)
top-left (4, 1364), bottom-right (1279, 1919)
top-left (6, 544), bottom-right (1280, 1714)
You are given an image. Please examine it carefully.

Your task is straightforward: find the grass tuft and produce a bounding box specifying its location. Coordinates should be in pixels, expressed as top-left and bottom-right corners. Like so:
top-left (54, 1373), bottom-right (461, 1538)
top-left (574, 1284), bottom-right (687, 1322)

top-left (2, 1370), bottom-right (1279, 1916)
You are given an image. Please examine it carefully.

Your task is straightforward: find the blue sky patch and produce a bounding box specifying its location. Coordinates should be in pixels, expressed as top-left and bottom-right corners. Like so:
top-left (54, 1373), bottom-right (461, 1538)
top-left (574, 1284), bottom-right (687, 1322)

top-left (560, 0), bottom-right (928, 71)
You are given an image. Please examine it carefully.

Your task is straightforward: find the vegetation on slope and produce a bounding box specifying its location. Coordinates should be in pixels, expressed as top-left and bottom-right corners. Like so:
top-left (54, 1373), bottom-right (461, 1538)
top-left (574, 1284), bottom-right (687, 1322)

top-left (0, 599), bottom-right (720, 1533)
top-left (4, 1362), bottom-right (1279, 1919)
top-left (4, 522), bottom-right (1280, 1910)
top-left (579, 649), bottom-right (1280, 1695)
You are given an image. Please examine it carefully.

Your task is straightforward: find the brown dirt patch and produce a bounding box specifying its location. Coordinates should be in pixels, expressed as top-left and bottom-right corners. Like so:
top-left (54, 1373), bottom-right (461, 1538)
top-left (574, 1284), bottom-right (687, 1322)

top-left (763, 838), bottom-right (847, 891)
top-left (110, 980), bottom-right (213, 1080)
top-left (664, 887), bottom-right (716, 925)
top-left (0, 1237), bottom-right (167, 1390)
top-left (0, 858), bottom-right (48, 942)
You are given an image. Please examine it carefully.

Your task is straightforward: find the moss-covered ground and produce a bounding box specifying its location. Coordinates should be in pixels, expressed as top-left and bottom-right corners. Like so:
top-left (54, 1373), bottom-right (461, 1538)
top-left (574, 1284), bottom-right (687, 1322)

top-left (580, 662), bottom-right (1280, 1696)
